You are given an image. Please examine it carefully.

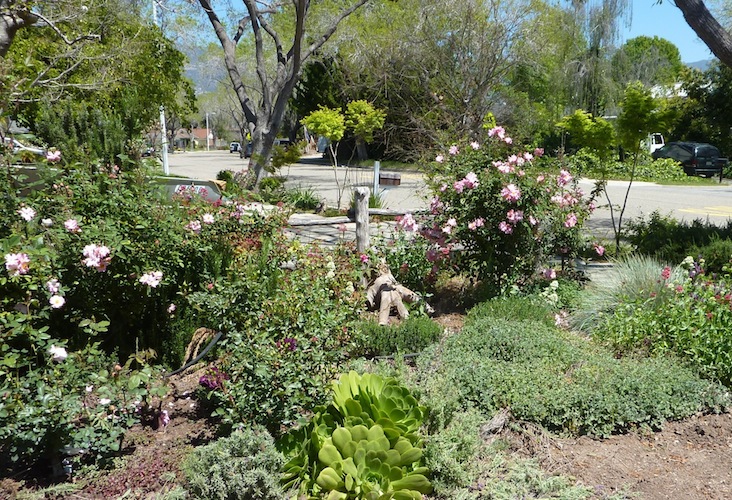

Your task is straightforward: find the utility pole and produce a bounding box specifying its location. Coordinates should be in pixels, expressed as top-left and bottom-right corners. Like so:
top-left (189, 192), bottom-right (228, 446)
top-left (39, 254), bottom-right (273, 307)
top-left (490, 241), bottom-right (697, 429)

top-left (153, 0), bottom-right (170, 174)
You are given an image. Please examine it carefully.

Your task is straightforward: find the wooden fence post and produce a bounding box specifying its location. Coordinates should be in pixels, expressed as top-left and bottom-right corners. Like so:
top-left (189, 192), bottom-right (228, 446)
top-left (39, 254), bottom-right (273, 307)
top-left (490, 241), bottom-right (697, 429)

top-left (355, 186), bottom-right (370, 253)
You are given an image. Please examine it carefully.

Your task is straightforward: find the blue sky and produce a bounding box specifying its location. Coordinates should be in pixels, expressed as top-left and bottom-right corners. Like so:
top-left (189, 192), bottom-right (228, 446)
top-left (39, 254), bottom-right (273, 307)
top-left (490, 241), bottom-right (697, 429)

top-left (620, 1), bottom-right (714, 63)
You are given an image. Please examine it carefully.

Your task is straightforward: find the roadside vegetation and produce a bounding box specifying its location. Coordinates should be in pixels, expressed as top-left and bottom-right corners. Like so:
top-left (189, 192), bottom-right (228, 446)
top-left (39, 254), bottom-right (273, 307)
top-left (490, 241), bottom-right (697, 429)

top-left (6, 1), bottom-right (732, 498)
top-left (4, 124), bottom-right (732, 499)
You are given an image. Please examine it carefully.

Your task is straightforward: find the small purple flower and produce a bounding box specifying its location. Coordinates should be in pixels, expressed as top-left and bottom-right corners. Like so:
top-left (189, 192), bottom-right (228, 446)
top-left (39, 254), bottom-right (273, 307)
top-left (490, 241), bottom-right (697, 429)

top-left (276, 337), bottom-right (297, 352)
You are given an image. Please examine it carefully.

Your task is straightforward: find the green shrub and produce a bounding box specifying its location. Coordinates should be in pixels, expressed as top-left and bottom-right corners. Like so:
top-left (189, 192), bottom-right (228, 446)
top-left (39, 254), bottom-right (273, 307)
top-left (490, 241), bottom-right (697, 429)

top-left (414, 316), bottom-right (729, 438)
top-left (283, 185), bottom-right (321, 210)
top-left (467, 294), bottom-right (555, 326)
top-left (597, 256), bottom-right (732, 385)
top-left (356, 316), bottom-right (442, 357)
top-left (279, 371), bottom-right (432, 499)
top-left (420, 127), bottom-right (596, 293)
top-left (372, 226), bottom-right (441, 295)
top-left (183, 426), bottom-right (285, 500)
top-left (689, 235), bottom-right (732, 274)
top-left (191, 242), bottom-right (364, 434)
top-left (627, 211), bottom-right (732, 263)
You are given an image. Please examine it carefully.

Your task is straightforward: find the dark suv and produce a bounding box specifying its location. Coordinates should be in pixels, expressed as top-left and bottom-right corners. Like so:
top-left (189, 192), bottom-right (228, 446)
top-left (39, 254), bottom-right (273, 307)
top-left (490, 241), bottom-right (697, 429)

top-left (652, 142), bottom-right (728, 177)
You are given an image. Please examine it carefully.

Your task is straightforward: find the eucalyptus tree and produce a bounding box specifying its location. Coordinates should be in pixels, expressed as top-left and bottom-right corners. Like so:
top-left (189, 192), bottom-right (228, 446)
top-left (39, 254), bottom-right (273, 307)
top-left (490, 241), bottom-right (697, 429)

top-left (195, 0), bottom-right (371, 187)
top-left (675, 0), bottom-right (732, 67)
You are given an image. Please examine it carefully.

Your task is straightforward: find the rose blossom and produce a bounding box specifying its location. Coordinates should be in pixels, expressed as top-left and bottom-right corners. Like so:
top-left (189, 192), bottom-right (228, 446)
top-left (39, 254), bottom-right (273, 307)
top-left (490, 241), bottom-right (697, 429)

top-left (397, 213), bottom-right (419, 232)
top-left (506, 209), bottom-right (524, 224)
top-left (185, 220), bottom-right (202, 233)
top-left (564, 213), bottom-right (578, 228)
top-left (46, 150), bottom-right (61, 162)
top-left (18, 206), bottom-right (36, 221)
top-left (82, 244), bottom-right (111, 272)
top-left (435, 155), bottom-right (444, 163)
top-left (5, 253), bottom-right (30, 276)
top-left (470, 141), bottom-right (480, 150)
top-left (49, 295), bottom-right (65, 308)
top-left (49, 345), bottom-right (68, 362)
top-left (45, 279), bottom-right (61, 294)
top-left (449, 145), bottom-right (459, 155)
top-left (468, 218), bottom-right (485, 230)
top-left (557, 169), bottom-right (573, 186)
top-left (139, 271), bottom-right (163, 288)
top-left (500, 184), bottom-right (521, 202)
top-left (64, 219), bottom-right (81, 233)
top-left (498, 221), bottom-right (513, 234)
top-left (202, 213), bottom-right (215, 224)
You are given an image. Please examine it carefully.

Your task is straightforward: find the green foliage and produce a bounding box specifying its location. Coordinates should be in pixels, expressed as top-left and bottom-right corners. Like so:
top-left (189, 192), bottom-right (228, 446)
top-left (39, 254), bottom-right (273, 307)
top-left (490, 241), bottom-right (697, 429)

top-left (302, 106), bottom-right (346, 142)
top-left (596, 257), bottom-right (732, 386)
top-left (467, 294), bottom-right (556, 327)
top-left (10, 2), bottom-right (195, 164)
top-left (689, 236), bottom-right (732, 274)
top-left (345, 100), bottom-right (387, 144)
top-left (371, 226), bottom-right (438, 295)
top-left (182, 426), bottom-right (285, 500)
top-left (612, 36), bottom-right (684, 87)
top-left (626, 211), bottom-right (732, 264)
top-left (413, 311), bottom-right (729, 438)
top-left (423, 129), bottom-right (596, 293)
top-left (279, 371), bottom-right (432, 499)
top-left (355, 316), bottom-right (442, 357)
top-left (616, 82), bottom-right (666, 153)
top-left (191, 244), bottom-right (364, 434)
top-left (556, 110), bottom-right (616, 158)
top-left (283, 185), bottom-right (322, 211)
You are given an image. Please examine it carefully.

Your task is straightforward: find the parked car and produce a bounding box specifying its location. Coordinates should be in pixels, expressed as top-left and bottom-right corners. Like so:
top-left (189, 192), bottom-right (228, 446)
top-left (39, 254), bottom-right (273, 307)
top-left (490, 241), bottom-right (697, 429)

top-left (229, 142), bottom-right (241, 153)
top-left (652, 141), bottom-right (729, 177)
top-left (239, 142), bottom-right (253, 158)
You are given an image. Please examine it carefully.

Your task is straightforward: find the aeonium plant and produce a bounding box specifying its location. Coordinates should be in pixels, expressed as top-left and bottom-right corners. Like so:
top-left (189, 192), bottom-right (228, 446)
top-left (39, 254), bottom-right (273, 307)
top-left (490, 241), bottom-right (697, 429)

top-left (418, 127), bottom-right (599, 292)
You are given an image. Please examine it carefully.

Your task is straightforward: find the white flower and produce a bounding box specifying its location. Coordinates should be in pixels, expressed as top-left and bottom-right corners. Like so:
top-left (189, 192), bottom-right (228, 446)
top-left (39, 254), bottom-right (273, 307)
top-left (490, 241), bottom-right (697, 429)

top-left (41, 218), bottom-right (53, 227)
top-left (139, 271), bottom-right (163, 288)
top-left (202, 213), bottom-right (215, 224)
top-left (49, 345), bottom-right (68, 362)
top-left (86, 385), bottom-right (94, 393)
top-left (99, 398), bottom-right (111, 405)
top-left (49, 295), bottom-right (65, 309)
top-left (18, 206), bottom-right (36, 221)
top-left (167, 303), bottom-right (176, 314)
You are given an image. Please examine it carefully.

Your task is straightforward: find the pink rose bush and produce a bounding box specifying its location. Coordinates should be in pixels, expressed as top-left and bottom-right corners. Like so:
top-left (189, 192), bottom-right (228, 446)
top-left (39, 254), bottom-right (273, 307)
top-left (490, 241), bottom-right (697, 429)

top-left (420, 126), bottom-right (596, 289)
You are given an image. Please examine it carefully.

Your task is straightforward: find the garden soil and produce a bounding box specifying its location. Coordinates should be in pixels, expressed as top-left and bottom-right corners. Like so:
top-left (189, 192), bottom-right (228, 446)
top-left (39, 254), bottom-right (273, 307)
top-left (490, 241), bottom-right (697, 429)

top-left (4, 313), bottom-right (732, 499)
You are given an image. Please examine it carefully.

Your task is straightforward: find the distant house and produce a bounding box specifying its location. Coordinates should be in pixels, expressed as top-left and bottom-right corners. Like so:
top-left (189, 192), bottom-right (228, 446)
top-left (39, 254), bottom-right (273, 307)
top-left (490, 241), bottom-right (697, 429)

top-left (172, 128), bottom-right (223, 150)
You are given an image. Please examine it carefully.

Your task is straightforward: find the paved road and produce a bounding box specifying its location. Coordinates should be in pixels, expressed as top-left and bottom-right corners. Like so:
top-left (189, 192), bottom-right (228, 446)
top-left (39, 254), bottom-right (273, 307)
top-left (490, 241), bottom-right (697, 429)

top-left (166, 150), bottom-right (429, 212)
top-left (166, 150), bottom-right (732, 240)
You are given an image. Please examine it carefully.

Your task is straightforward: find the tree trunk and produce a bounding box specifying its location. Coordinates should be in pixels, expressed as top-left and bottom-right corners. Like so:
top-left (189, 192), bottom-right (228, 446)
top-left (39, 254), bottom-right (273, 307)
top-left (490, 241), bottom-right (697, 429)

top-left (355, 137), bottom-right (368, 162)
top-left (0, 6), bottom-right (39, 57)
top-left (675, 0), bottom-right (732, 68)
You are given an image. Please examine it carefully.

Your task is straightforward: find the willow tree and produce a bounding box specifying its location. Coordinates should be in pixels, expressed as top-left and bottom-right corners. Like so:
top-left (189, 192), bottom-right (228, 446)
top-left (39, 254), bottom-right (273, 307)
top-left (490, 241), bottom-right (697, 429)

top-left (196, 0), bottom-right (370, 187)
top-left (562, 0), bottom-right (631, 116)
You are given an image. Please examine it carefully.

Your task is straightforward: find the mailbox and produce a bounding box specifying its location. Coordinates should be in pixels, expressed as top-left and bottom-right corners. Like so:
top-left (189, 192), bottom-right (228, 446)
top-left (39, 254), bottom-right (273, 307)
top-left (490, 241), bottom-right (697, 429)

top-left (378, 172), bottom-right (401, 186)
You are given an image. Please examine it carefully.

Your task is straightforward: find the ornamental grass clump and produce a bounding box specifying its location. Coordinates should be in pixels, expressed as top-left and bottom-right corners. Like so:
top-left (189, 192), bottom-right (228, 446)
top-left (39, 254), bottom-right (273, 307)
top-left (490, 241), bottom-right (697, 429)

top-left (279, 371), bottom-right (432, 499)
